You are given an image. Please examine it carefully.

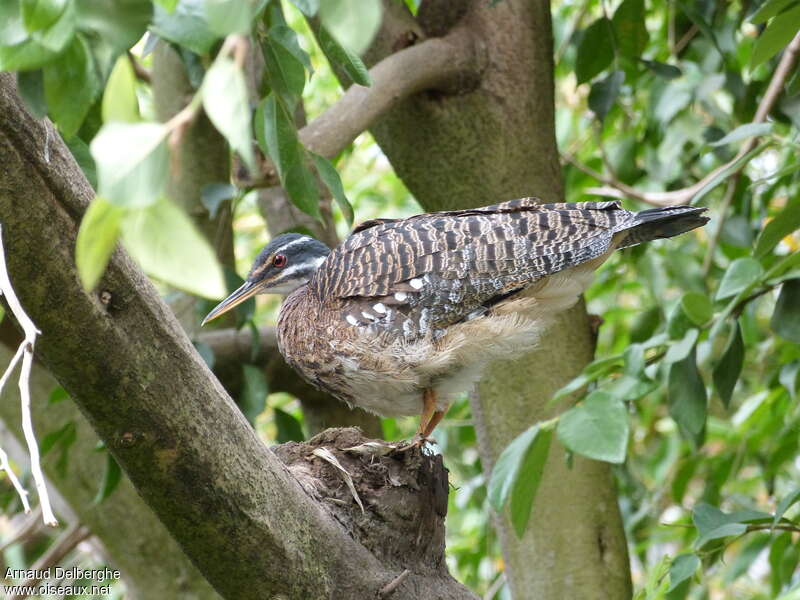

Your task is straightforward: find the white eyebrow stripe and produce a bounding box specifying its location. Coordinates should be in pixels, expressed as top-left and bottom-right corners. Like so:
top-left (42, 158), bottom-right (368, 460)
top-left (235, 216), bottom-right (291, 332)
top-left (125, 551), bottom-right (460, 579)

top-left (276, 236), bottom-right (313, 252)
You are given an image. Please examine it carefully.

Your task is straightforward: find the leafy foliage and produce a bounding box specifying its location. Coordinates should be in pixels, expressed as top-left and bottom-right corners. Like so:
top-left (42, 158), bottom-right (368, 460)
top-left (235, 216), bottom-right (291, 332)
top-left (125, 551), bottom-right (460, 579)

top-left (1, 0), bottom-right (799, 598)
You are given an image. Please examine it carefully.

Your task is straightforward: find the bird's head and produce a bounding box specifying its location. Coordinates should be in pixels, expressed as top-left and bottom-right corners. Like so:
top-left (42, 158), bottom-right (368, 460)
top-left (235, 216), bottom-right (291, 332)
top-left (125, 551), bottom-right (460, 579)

top-left (201, 233), bottom-right (330, 326)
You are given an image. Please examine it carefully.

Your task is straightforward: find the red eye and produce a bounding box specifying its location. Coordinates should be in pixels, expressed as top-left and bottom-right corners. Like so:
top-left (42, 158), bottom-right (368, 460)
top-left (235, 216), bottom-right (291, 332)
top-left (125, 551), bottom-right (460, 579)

top-left (273, 254), bottom-right (287, 268)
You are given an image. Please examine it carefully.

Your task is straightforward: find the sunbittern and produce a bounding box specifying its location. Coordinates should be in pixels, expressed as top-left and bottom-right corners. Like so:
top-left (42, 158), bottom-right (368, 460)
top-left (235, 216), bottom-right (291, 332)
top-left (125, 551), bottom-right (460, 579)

top-left (203, 198), bottom-right (708, 438)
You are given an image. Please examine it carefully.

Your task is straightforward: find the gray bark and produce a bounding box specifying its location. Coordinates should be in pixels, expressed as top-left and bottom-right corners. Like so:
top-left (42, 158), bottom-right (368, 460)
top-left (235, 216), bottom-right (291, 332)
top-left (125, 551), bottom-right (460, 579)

top-left (362, 2), bottom-right (632, 597)
top-left (0, 72), bottom-right (475, 600)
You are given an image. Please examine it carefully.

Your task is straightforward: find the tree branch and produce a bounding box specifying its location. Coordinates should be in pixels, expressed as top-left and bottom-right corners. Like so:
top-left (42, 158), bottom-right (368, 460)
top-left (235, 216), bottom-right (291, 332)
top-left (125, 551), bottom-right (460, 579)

top-left (0, 73), bottom-right (474, 600)
top-left (566, 31), bottom-right (800, 207)
top-left (243, 27), bottom-right (484, 187)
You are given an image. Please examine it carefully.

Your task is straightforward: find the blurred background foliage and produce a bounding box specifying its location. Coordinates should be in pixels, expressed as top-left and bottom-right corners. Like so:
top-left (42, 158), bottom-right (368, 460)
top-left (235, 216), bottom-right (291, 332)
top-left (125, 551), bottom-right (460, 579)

top-left (0, 0), bottom-right (799, 598)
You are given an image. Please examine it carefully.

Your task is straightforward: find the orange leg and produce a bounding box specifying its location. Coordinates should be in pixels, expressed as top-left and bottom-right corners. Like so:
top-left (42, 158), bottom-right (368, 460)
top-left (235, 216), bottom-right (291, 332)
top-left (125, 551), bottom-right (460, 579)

top-left (416, 388), bottom-right (437, 437)
top-left (421, 409), bottom-right (447, 438)
top-left (416, 389), bottom-right (448, 439)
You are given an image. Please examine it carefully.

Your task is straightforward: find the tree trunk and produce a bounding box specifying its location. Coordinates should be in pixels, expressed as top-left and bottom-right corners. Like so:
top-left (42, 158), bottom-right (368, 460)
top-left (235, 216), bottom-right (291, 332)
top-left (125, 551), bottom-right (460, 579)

top-left (364, 1), bottom-right (632, 597)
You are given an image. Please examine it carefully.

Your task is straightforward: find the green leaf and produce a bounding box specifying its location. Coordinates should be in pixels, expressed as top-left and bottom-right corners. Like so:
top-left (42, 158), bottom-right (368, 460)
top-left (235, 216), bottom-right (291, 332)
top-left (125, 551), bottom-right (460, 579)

top-left (751, 0), bottom-right (799, 24)
top-left (681, 292), bottom-right (713, 326)
top-left (751, 4), bottom-right (800, 68)
top-left (773, 488), bottom-right (800, 527)
top-left (240, 364), bottom-right (268, 424)
top-left (284, 158), bottom-right (321, 220)
top-left (312, 153), bottom-right (353, 225)
top-left (42, 421), bottom-right (77, 478)
top-left (768, 531), bottom-right (796, 594)
top-left (120, 198), bottom-right (227, 299)
top-left (74, 0), bottom-right (151, 53)
top-left (41, 421), bottom-right (76, 456)
top-left (0, 39), bottom-right (52, 72)
top-left (716, 257), bottom-right (764, 300)
top-left (151, 0), bottom-right (218, 55)
top-left (202, 56), bottom-right (255, 171)
top-left (664, 327), bottom-right (699, 364)
top-left (274, 407), bottom-right (304, 443)
top-left (488, 424), bottom-right (542, 511)
top-left (102, 55), bottom-right (139, 123)
top-left (156, 0), bottom-right (179, 11)
top-left (65, 136), bottom-right (97, 189)
top-left (668, 553), bottom-right (700, 592)
top-left (17, 69), bottom-right (47, 119)
top-left (575, 17), bottom-right (614, 84)
top-left (692, 503), bottom-right (769, 548)
top-left (588, 70), bottom-right (624, 121)
top-left (488, 423), bottom-right (553, 538)
top-left (75, 197), bottom-right (123, 291)
top-left (709, 122), bottom-right (774, 147)
top-left (755, 198), bottom-right (800, 258)
top-left (0, 0), bottom-right (75, 68)
top-left (317, 25), bottom-right (371, 86)
top-left (318, 0), bottom-right (382, 56)
top-left (288, 0), bottom-right (319, 16)
top-left (255, 94), bottom-right (295, 179)
top-left (641, 59), bottom-right (682, 79)
top-left (612, 0), bottom-right (648, 59)
top-left (668, 347), bottom-right (707, 445)
top-left (0, 3), bottom-right (27, 46)
top-left (623, 343), bottom-right (644, 375)
top-left (90, 122), bottom-right (169, 208)
top-left (556, 391), bottom-right (629, 463)
top-left (713, 321), bottom-right (744, 409)
top-left (49, 386), bottom-right (68, 404)
top-left (22, 0), bottom-right (68, 33)
top-left (509, 426), bottom-right (552, 537)
top-left (771, 279), bottom-right (800, 343)
top-left (255, 94), bottom-right (321, 219)
top-left (269, 24), bottom-right (312, 71)
top-left (93, 451), bottom-right (122, 504)
top-left (204, 0), bottom-right (253, 35)
top-left (201, 183), bottom-right (237, 219)
top-left (667, 300), bottom-right (694, 339)
top-left (261, 25), bottom-right (308, 107)
top-left (42, 35), bottom-right (100, 138)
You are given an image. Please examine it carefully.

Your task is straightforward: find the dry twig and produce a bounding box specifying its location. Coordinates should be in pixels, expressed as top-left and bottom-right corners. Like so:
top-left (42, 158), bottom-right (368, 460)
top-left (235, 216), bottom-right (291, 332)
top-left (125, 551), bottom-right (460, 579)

top-left (0, 224), bottom-right (57, 526)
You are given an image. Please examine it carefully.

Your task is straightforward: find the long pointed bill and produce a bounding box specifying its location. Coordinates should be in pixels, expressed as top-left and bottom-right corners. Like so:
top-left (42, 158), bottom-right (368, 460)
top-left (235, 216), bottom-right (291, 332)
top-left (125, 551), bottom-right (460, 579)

top-left (201, 280), bottom-right (261, 326)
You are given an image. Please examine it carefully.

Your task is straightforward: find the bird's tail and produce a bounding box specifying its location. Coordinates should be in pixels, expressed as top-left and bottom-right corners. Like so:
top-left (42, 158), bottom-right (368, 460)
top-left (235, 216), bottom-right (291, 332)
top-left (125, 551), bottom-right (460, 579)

top-left (619, 205), bottom-right (709, 248)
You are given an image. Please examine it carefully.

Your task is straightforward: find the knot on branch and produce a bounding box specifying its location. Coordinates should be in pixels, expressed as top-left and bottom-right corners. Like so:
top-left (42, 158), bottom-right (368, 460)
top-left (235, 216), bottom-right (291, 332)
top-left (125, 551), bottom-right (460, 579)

top-left (272, 427), bottom-right (451, 575)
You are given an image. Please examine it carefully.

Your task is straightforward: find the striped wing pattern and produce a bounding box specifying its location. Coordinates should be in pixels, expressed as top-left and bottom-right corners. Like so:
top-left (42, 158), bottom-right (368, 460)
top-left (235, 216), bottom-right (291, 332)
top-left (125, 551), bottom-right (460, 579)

top-left (310, 198), bottom-right (638, 340)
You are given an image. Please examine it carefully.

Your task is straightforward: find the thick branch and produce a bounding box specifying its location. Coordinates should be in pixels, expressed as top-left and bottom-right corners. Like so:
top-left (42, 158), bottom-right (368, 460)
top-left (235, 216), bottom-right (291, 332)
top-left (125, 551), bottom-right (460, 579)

top-left (0, 73), bottom-right (473, 599)
top-left (302, 30), bottom-right (482, 158)
top-left (244, 27), bottom-right (484, 187)
top-left (568, 31), bottom-right (800, 207)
